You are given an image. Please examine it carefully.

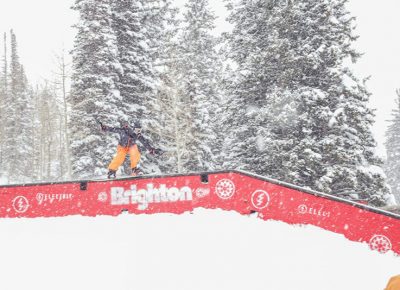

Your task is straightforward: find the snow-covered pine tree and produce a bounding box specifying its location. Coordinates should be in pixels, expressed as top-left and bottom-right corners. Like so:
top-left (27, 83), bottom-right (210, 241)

top-left (0, 33), bottom-right (7, 172)
top-left (7, 30), bottom-right (34, 182)
top-left (206, 55), bottom-right (225, 170)
top-left (111, 0), bottom-right (153, 120)
top-left (385, 89), bottom-right (400, 203)
top-left (111, 0), bottom-right (159, 174)
top-left (223, 0), bottom-right (286, 173)
top-left (143, 1), bottom-right (182, 174)
top-left (1, 32), bottom-right (13, 181)
top-left (176, 0), bottom-right (221, 172)
top-left (225, 0), bottom-right (389, 205)
top-left (70, 0), bottom-right (122, 178)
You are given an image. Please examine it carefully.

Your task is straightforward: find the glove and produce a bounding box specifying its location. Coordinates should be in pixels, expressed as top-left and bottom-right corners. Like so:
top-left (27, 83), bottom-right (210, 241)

top-left (149, 148), bottom-right (162, 155)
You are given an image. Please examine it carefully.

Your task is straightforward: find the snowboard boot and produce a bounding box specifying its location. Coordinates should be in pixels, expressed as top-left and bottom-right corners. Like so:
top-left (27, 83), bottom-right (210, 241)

top-left (131, 167), bottom-right (143, 177)
top-left (107, 169), bottom-right (116, 179)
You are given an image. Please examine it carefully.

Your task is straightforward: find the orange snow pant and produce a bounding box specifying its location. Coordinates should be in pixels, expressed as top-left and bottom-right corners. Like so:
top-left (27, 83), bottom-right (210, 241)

top-left (108, 144), bottom-right (141, 171)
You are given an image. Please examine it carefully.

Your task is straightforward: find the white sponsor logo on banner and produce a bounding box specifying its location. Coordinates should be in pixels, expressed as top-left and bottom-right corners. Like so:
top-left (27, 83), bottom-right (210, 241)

top-left (251, 190), bottom-right (270, 209)
top-left (98, 192), bottom-right (108, 203)
top-left (110, 184), bottom-right (193, 210)
top-left (12, 196), bottom-right (29, 213)
top-left (369, 235), bottom-right (392, 254)
top-left (195, 187), bottom-right (210, 198)
top-left (215, 179), bottom-right (235, 199)
top-left (36, 193), bottom-right (73, 205)
top-left (298, 204), bottom-right (331, 218)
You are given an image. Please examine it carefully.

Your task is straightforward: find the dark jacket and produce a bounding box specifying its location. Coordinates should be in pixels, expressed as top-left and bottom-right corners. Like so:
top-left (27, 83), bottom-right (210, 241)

top-left (103, 126), bottom-right (152, 150)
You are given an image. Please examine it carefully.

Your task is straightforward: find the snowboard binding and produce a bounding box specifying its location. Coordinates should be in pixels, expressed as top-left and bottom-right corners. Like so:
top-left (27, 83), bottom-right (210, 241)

top-left (107, 169), bottom-right (117, 179)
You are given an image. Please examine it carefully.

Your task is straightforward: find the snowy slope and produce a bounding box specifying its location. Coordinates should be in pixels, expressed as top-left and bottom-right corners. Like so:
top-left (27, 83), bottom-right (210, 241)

top-left (0, 209), bottom-right (398, 290)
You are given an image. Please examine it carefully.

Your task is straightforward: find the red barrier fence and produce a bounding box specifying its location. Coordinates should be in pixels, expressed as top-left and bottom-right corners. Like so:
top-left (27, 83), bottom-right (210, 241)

top-left (0, 170), bottom-right (399, 255)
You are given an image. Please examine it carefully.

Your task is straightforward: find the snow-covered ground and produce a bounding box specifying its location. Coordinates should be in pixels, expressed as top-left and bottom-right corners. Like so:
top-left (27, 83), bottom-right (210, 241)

top-left (0, 209), bottom-right (398, 290)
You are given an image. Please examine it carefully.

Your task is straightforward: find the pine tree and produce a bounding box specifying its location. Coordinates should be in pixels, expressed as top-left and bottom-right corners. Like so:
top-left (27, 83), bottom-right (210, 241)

top-left (176, 0), bottom-right (221, 172)
top-left (111, 0), bottom-right (160, 174)
top-left (1, 31), bottom-right (14, 181)
top-left (70, 0), bottom-right (121, 177)
top-left (225, 0), bottom-right (389, 205)
top-left (144, 1), bottom-right (182, 173)
top-left (222, 0), bottom-right (288, 172)
top-left (111, 0), bottom-right (154, 119)
top-left (385, 90), bottom-right (400, 203)
top-left (7, 30), bottom-right (34, 182)
top-left (0, 33), bottom-right (7, 172)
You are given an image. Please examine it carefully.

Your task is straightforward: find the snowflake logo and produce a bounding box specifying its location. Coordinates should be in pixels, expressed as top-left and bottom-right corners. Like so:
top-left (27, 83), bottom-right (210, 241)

top-left (215, 179), bottom-right (235, 199)
top-left (98, 192), bottom-right (108, 203)
top-left (251, 190), bottom-right (270, 210)
top-left (12, 196), bottom-right (30, 214)
top-left (369, 235), bottom-right (392, 254)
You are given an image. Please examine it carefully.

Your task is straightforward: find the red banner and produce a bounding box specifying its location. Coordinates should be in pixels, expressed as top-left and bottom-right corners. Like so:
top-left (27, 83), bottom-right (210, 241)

top-left (0, 171), bottom-right (399, 255)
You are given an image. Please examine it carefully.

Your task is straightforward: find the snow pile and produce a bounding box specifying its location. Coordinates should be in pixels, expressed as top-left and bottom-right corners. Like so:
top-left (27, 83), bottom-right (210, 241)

top-left (0, 209), bottom-right (398, 290)
top-left (0, 175), bottom-right (7, 185)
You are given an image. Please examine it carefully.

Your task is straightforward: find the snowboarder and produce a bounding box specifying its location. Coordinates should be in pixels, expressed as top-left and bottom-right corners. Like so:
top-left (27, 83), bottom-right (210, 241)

top-left (99, 120), bottom-right (160, 178)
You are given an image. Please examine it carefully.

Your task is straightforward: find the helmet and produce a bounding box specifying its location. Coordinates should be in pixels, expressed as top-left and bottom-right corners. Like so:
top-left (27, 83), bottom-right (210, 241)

top-left (120, 120), bottom-right (129, 128)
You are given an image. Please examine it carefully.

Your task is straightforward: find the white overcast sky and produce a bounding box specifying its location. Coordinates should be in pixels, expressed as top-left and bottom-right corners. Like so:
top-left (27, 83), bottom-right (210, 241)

top-left (0, 0), bottom-right (399, 156)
